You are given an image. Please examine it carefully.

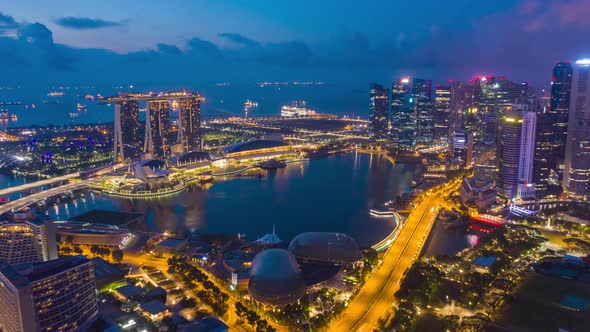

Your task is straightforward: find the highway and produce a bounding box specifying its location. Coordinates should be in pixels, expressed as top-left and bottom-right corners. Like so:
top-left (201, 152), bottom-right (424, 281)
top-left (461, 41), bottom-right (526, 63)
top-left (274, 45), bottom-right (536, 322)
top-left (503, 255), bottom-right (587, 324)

top-left (0, 172), bottom-right (80, 197)
top-left (330, 181), bottom-right (460, 332)
top-left (0, 178), bottom-right (94, 214)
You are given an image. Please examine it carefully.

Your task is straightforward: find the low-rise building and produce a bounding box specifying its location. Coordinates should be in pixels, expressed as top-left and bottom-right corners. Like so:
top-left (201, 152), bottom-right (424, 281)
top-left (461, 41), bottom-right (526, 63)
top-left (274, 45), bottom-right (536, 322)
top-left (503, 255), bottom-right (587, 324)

top-left (460, 177), bottom-right (497, 212)
top-left (139, 300), bottom-right (170, 321)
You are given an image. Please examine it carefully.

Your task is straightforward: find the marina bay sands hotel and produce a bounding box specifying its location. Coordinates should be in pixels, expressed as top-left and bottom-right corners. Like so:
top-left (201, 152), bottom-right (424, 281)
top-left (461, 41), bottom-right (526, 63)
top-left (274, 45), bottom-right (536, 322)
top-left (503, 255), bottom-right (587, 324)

top-left (101, 91), bottom-right (203, 163)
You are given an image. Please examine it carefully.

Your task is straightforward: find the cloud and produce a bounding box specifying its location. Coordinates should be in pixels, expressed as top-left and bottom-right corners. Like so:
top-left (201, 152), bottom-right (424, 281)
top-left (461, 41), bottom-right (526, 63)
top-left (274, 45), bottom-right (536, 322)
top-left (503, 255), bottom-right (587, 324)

top-left (54, 17), bottom-right (124, 30)
top-left (219, 33), bottom-right (261, 48)
top-left (157, 43), bottom-right (182, 55)
top-left (187, 37), bottom-right (223, 59)
top-left (0, 12), bottom-right (18, 28)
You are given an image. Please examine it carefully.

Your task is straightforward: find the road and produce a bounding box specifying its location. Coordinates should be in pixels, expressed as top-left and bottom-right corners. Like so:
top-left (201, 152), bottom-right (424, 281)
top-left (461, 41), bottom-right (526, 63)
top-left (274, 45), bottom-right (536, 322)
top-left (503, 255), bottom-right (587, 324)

top-left (0, 172), bottom-right (80, 197)
top-left (330, 181), bottom-right (460, 332)
top-left (0, 178), bottom-right (94, 214)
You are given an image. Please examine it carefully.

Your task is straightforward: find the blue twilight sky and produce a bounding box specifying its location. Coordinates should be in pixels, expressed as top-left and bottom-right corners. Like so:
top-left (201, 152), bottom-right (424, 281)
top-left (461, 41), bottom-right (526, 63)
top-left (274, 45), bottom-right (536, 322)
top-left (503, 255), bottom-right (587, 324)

top-left (1, 0), bottom-right (589, 87)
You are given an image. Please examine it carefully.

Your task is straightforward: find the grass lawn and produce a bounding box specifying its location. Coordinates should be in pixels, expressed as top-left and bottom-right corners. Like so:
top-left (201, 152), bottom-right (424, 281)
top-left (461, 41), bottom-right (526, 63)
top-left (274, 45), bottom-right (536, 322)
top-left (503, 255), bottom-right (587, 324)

top-left (494, 272), bottom-right (590, 332)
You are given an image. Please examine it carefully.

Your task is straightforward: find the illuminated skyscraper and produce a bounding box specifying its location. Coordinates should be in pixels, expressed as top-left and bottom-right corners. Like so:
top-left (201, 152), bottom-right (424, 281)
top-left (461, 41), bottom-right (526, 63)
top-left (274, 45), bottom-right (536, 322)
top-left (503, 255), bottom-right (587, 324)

top-left (0, 210), bottom-right (57, 265)
top-left (434, 85), bottom-right (451, 142)
top-left (178, 97), bottom-right (202, 152)
top-left (563, 59), bottom-right (590, 199)
top-left (113, 100), bottom-right (141, 163)
top-left (147, 100), bottom-right (171, 159)
top-left (533, 111), bottom-right (554, 198)
top-left (391, 77), bottom-right (433, 150)
top-left (549, 62), bottom-right (573, 175)
top-left (369, 83), bottom-right (389, 140)
top-left (498, 111), bottom-right (537, 201)
top-left (450, 81), bottom-right (475, 136)
top-left (0, 256), bottom-right (98, 332)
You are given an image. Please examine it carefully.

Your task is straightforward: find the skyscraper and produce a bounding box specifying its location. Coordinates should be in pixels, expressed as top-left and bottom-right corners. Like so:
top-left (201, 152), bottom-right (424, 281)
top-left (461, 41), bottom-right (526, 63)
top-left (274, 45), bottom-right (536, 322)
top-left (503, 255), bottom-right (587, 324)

top-left (179, 97), bottom-right (202, 152)
top-left (147, 100), bottom-right (171, 159)
top-left (449, 81), bottom-right (475, 137)
top-left (434, 85), bottom-right (451, 142)
top-left (0, 210), bottom-right (58, 265)
top-left (549, 62), bottom-right (573, 176)
top-left (498, 111), bottom-right (537, 201)
top-left (391, 77), bottom-right (433, 150)
top-left (563, 59), bottom-right (590, 199)
top-left (369, 83), bottom-right (389, 140)
top-left (533, 111), bottom-right (555, 198)
top-left (0, 256), bottom-right (98, 332)
top-left (113, 100), bottom-right (141, 163)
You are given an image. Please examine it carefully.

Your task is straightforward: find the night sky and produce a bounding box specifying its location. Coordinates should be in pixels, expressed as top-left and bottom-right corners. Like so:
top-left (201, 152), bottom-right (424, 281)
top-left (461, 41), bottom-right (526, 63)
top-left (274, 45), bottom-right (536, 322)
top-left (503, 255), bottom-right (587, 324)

top-left (1, 0), bottom-right (589, 87)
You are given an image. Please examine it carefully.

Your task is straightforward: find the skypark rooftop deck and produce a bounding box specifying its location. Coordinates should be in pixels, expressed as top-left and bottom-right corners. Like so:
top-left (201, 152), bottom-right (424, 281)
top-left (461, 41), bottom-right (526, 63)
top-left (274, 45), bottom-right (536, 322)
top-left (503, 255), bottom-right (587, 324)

top-left (100, 90), bottom-right (204, 102)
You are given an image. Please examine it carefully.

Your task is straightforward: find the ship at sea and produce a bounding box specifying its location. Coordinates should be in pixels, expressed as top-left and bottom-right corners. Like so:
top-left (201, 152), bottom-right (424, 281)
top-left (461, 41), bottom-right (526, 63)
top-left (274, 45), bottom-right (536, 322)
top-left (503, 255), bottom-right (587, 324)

top-left (280, 100), bottom-right (317, 118)
top-left (0, 109), bottom-right (17, 120)
top-left (77, 103), bottom-right (88, 111)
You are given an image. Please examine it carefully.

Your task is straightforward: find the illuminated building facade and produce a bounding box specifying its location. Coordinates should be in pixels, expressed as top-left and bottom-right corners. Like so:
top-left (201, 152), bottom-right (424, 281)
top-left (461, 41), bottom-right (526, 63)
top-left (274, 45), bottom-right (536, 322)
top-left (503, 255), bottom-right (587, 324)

top-left (0, 256), bottom-right (98, 332)
top-left (113, 100), bottom-right (141, 163)
top-left (532, 111), bottom-right (554, 198)
top-left (391, 77), bottom-right (433, 149)
top-left (102, 91), bottom-right (203, 162)
top-left (563, 59), bottom-right (590, 199)
top-left (147, 100), bottom-right (171, 159)
top-left (450, 81), bottom-right (475, 137)
top-left (434, 85), bottom-right (451, 142)
top-left (0, 210), bottom-right (58, 265)
top-left (498, 112), bottom-right (537, 201)
top-left (179, 97), bottom-right (202, 152)
top-left (369, 83), bottom-right (389, 140)
top-left (549, 62), bottom-right (573, 175)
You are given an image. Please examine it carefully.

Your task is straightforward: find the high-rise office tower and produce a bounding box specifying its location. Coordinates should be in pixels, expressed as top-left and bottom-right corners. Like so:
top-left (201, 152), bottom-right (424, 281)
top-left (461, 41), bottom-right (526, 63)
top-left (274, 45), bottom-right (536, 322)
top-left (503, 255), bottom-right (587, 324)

top-left (0, 210), bottom-right (58, 265)
top-left (498, 111), bottom-right (537, 201)
top-left (178, 97), bottom-right (202, 152)
top-left (549, 62), bottom-right (573, 176)
top-left (434, 85), bottom-right (451, 142)
top-left (450, 81), bottom-right (475, 136)
top-left (0, 256), bottom-right (98, 332)
top-left (563, 59), bottom-right (590, 199)
top-left (533, 111), bottom-right (555, 198)
top-left (369, 83), bottom-right (389, 140)
top-left (113, 100), bottom-right (141, 163)
top-left (478, 77), bottom-right (523, 145)
top-left (391, 77), bottom-right (433, 150)
top-left (146, 100), bottom-right (171, 159)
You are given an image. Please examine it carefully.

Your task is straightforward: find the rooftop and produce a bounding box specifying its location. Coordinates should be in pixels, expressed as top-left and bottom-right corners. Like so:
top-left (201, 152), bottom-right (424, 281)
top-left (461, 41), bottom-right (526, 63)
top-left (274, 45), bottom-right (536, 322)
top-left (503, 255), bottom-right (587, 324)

top-left (140, 300), bottom-right (169, 315)
top-left (0, 256), bottom-right (91, 287)
top-left (473, 256), bottom-right (497, 268)
top-left (116, 283), bottom-right (144, 299)
top-left (222, 139), bottom-right (288, 155)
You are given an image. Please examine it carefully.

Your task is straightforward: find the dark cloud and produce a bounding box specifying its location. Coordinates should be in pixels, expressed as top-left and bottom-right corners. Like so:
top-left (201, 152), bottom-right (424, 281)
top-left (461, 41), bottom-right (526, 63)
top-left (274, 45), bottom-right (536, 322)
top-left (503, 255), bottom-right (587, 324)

top-left (0, 12), bottom-right (18, 30)
top-left (259, 40), bottom-right (312, 66)
top-left (219, 33), bottom-right (261, 48)
top-left (54, 17), bottom-right (124, 30)
top-left (187, 37), bottom-right (223, 59)
top-left (157, 43), bottom-right (182, 55)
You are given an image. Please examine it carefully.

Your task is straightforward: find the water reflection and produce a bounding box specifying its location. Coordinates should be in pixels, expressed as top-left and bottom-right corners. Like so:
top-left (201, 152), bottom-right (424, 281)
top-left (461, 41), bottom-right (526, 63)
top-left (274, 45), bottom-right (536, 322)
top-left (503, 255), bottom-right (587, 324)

top-left (45, 154), bottom-right (416, 246)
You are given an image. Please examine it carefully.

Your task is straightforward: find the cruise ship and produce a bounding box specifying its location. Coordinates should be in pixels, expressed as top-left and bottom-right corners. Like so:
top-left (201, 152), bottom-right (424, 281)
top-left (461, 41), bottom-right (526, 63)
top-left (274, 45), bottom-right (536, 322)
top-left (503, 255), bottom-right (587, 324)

top-left (280, 101), bottom-right (317, 117)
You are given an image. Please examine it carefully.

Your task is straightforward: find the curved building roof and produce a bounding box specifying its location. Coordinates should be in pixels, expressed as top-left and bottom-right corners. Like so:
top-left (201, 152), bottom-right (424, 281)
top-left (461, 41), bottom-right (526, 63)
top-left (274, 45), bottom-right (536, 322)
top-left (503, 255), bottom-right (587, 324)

top-left (248, 249), bottom-right (306, 306)
top-left (289, 232), bottom-right (362, 264)
top-left (176, 151), bottom-right (210, 164)
top-left (223, 139), bottom-right (288, 155)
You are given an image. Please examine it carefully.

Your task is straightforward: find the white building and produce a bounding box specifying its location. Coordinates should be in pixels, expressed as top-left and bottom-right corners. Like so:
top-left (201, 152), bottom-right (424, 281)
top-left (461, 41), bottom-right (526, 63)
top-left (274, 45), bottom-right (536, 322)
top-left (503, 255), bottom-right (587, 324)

top-left (563, 59), bottom-right (590, 199)
top-left (0, 210), bottom-right (58, 265)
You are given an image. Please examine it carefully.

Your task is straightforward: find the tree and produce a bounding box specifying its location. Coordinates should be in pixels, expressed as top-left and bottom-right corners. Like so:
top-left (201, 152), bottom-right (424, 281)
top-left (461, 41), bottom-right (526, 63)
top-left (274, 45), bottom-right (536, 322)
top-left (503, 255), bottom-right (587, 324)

top-left (90, 245), bottom-right (99, 256)
top-left (72, 246), bottom-right (83, 254)
top-left (112, 249), bottom-right (124, 263)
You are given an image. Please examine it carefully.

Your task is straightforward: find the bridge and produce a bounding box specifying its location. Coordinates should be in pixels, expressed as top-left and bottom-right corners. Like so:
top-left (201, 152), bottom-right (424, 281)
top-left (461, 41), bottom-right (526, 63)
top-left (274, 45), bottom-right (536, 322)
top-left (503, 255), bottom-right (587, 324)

top-left (371, 211), bottom-right (403, 252)
top-left (354, 148), bottom-right (396, 164)
top-left (0, 172), bottom-right (81, 199)
top-left (512, 199), bottom-right (590, 211)
top-left (330, 180), bottom-right (461, 332)
top-left (0, 179), bottom-right (94, 214)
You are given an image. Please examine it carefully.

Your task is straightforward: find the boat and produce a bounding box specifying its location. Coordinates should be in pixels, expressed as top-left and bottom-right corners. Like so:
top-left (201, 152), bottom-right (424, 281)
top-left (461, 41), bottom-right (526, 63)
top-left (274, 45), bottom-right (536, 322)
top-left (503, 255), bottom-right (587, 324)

top-left (77, 103), bottom-right (87, 111)
top-left (68, 112), bottom-right (79, 118)
top-left (47, 92), bottom-right (64, 97)
top-left (0, 110), bottom-right (17, 120)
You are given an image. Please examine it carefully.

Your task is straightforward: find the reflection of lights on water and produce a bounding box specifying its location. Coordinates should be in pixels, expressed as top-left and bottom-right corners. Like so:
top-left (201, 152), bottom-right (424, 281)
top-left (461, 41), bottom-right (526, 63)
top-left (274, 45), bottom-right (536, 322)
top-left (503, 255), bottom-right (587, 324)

top-left (466, 234), bottom-right (480, 247)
